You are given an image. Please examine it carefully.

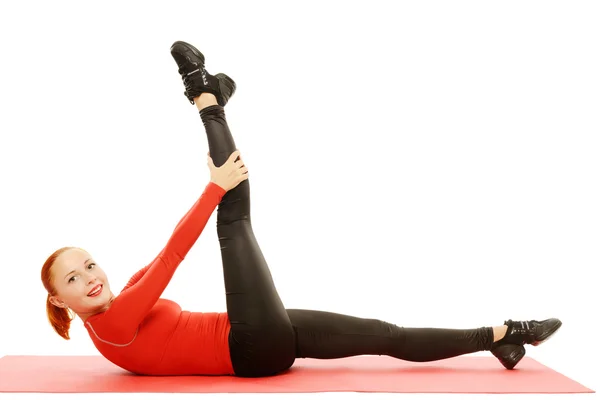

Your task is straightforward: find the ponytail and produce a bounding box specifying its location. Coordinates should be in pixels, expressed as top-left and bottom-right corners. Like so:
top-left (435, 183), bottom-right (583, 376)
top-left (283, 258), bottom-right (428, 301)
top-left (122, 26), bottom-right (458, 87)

top-left (41, 246), bottom-right (81, 341)
top-left (46, 293), bottom-right (74, 340)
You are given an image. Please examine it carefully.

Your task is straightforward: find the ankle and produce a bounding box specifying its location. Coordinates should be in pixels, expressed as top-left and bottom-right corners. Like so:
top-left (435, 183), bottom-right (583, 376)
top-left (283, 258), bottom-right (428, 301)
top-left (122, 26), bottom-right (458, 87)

top-left (194, 92), bottom-right (218, 111)
top-left (493, 325), bottom-right (508, 342)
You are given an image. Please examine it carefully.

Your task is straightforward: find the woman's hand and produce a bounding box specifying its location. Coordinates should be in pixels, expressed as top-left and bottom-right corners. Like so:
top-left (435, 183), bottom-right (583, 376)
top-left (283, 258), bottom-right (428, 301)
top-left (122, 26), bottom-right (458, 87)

top-left (207, 150), bottom-right (249, 192)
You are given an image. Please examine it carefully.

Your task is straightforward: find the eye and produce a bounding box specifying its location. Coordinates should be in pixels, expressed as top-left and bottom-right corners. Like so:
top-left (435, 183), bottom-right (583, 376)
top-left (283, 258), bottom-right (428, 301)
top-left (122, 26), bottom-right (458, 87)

top-left (68, 263), bottom-right (96, 283)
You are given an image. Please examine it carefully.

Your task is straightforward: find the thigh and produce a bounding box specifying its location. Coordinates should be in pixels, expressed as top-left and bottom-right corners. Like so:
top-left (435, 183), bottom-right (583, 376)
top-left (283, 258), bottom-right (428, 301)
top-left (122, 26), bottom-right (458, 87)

top-left (221, 220), bottom-right (296, 376)
top-left (219, 220), bottom-right (291, 329)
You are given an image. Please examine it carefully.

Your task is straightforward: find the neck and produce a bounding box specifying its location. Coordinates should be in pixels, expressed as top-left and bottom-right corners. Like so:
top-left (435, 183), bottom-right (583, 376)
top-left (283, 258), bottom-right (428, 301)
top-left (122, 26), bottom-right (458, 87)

top-left (79, 293), bottom-right (116, 323)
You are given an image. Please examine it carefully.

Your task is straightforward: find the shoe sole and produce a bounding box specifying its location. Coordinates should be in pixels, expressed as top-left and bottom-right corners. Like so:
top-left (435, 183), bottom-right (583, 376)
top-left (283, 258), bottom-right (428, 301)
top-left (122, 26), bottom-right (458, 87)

top-left (170, 40), bottom-right (205, 67)
top-left (533, 319), bottom-right (562, 346)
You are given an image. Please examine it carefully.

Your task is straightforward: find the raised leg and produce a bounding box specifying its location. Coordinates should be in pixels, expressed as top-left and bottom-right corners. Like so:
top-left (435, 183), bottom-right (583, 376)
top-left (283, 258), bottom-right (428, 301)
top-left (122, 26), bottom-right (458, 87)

top-left (197, 101), bottom-right (295, 377)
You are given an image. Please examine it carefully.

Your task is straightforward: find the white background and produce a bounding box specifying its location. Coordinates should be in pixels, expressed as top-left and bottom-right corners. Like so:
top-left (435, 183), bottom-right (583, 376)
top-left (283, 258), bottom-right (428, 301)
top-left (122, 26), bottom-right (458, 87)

top-left (0, 0), bottom-right (598, 399)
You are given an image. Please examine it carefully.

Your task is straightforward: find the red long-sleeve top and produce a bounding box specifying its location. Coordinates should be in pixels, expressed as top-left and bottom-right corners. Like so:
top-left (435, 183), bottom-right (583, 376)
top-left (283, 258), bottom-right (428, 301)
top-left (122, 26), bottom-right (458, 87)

top-left (83, 182), bottom-right (235, 376)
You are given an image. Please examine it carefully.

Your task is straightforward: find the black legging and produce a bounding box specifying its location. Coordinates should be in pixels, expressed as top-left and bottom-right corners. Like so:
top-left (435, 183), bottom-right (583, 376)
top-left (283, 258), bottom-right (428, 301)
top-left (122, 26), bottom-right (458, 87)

top-left (199, 104), bottom-right (494, 378)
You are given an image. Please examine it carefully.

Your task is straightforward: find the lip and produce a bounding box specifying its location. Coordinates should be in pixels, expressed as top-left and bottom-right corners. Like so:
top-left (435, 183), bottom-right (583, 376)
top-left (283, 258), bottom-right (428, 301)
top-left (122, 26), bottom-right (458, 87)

top-left (88, 284), bottom-right (103, 297)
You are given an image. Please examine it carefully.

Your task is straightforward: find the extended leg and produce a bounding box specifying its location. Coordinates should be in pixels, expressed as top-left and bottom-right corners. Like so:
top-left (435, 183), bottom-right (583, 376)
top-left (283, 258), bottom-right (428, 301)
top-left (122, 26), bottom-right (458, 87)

top-left (286, 309), bottom-right (495, 362)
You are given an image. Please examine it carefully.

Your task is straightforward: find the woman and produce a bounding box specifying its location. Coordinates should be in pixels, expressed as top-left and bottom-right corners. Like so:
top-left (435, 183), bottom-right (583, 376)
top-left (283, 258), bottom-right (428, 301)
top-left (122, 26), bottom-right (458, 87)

top-left (41, 41), bottom-right (562, 378)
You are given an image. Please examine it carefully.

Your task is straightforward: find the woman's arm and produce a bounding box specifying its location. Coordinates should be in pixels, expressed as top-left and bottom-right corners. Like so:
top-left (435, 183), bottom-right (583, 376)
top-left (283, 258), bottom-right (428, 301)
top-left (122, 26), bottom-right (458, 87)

top-left (106, 181), bottom-right (227, 329)
top-left (119, 194), bottom-right (208, 292)
top-left (120, 263), bottom-right (150, 291)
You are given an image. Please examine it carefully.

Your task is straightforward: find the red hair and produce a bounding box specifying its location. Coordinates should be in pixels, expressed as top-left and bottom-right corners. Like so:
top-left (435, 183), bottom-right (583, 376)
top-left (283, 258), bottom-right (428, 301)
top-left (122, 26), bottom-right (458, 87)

top-left (41, 246), bottom-right (85, 340)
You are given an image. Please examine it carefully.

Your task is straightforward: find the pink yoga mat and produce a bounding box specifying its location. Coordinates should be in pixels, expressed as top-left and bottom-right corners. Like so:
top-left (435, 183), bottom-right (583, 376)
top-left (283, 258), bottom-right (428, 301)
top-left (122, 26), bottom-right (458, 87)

top-left (0, 355), bottom-right (593, 394)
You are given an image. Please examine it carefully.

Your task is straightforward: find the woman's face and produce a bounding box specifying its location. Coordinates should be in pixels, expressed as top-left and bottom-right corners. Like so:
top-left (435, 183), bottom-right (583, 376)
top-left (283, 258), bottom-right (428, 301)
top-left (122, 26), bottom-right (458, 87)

top-left (48, 248), bottom-right (114, 320)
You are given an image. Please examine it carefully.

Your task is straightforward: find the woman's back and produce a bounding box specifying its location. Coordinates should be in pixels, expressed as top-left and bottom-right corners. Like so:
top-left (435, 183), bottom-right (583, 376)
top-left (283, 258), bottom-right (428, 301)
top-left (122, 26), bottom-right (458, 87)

top-left (84, 298), bottom-right (233, 375)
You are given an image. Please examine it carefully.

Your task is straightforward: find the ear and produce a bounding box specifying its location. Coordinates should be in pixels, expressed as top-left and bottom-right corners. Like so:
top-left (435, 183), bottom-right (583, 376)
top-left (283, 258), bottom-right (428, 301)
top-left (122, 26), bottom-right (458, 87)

top-left (49, 295), bottom-right (67, 309)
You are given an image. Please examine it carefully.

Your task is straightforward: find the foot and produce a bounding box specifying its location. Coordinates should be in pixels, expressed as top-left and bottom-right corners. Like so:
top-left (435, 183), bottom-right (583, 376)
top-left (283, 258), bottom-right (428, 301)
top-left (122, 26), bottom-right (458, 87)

top-left (170, 41), bottom-right (236, 106)
top-left (497, 318), bottom-right (562, 346)
top-left (489, 318), bottom-right (561, 370)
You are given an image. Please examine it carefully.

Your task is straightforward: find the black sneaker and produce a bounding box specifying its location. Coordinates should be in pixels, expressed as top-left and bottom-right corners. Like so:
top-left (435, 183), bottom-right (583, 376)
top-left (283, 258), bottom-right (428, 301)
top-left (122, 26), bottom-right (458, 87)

top-left (170, 40), bottom-right (236, 106)
top-left (497, 318), bottom-right (562, 346)
top-left (491, 343), bottom-right (525, 370)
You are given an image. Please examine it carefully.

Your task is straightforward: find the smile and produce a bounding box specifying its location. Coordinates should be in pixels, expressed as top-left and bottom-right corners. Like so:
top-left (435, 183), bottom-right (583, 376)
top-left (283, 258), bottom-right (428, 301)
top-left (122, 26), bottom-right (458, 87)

top-left (88, 284), bottom-right (103, 297)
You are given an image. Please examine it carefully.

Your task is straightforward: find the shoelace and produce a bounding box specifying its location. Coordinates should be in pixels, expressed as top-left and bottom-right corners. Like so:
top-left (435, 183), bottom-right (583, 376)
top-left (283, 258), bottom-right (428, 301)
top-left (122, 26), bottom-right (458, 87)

top-left (182, 72), bottom-right (207, 94)
top-left (507, 320), bottom-right (537, 343)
